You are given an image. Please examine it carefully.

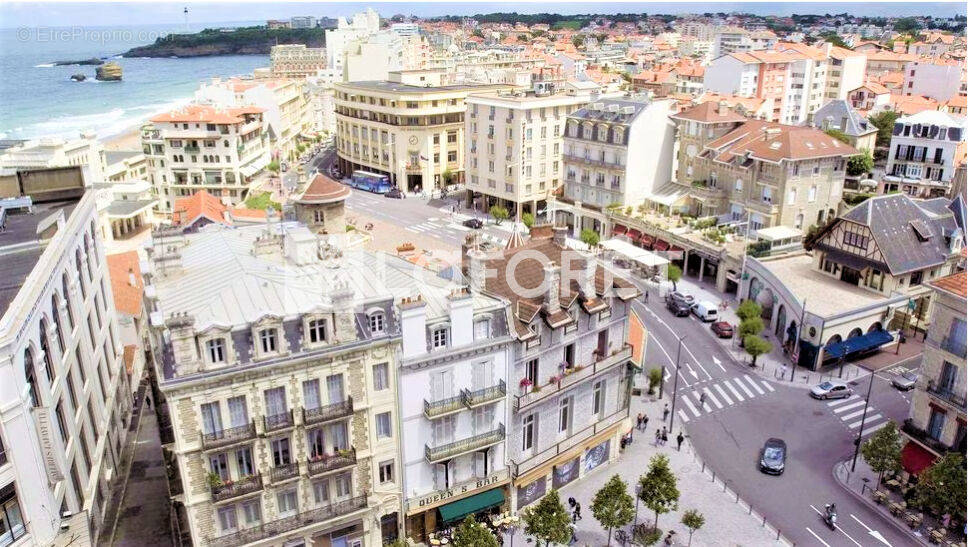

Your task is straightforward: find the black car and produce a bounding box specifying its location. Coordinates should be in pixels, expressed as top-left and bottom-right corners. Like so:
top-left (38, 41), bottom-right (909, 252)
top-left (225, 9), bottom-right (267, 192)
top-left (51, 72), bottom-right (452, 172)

top-left (759, 438), bottom-right (787, 475)
top-left (665, 296), bottom-right (691, 316)
top-left (384, 188), bottom-right (404, 199)
top-left (463, 218), bottom-right (484, 229)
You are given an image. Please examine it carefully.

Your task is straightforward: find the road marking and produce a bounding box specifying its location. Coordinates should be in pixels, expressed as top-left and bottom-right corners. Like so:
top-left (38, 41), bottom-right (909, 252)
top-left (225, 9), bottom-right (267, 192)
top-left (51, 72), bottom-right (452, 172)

top-left (743, 375), bottom-right (765, 395)
top-left (809, 505), bottom-right (863, 547)
top-left (839, 408), bottom-right (869, 421)
top-left (833, 400), bottom-right (867, 414)
top-left (849, 414), bottom-right (881, 429)
top-left (850, 514), bottom-right (893, 546)
top-left (713, 384), bottom-right (734, 405)
top-left (733, 377), bottom-right (755, 398)
top-left (862, 421), bottom-right (890, 436)
top-left (702, 388), bottom-right (723, 409)
top-left (805, 527), bottom-right (832, 547)
top-left (678, 410), bottom-right (690, 423)
top-left (692, 391), bottom-right (712, 412)
top-left (711, 356), bottom-right (726, 372)
top-left (681, 394), bottom-right (700, 417)
top-left (827, 395), bottom-right (859, 407)
top-left (760, 379), bottom-right (775, 392)
top-left (723, 380), bottom-right (744, 401)
top-left (680, 344), bottom-right (715, 380)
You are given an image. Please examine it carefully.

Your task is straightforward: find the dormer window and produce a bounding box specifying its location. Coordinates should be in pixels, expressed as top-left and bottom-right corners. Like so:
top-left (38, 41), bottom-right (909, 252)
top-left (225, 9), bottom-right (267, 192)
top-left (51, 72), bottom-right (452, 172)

top-left (308, 318), bottom-right (328, 344)
top-left (474, 318), bottom-right (491, 340)
top-left (613, 127), bottom-right (624, 144)
top-left (259, 328), bottom-right (277, 353)
top-left (368, 311), bottom-right (385, 334)
top-left (432, 326), bottom-right (449, 349)
top-left (206, 338), bottom-right (226, 363)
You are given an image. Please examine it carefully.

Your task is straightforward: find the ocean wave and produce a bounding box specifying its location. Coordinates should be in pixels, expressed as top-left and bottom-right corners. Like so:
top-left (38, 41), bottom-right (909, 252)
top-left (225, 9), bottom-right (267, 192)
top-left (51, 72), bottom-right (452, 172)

top-left (3, 97), bottom-right (193, 142)
top-left (34, 63), bottom-right (56, 68)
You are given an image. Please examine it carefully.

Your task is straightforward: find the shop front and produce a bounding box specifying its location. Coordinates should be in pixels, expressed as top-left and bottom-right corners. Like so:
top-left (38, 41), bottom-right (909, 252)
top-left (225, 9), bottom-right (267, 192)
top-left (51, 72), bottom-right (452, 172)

top-left (405, 469), bottom-right (511, 543)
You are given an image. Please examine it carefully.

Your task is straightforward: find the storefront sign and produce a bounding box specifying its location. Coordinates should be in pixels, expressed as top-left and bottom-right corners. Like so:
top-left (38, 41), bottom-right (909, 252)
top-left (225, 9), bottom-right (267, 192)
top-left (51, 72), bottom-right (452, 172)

top-left (584, 440), bottom-right (610, 473)
top-left (516, 477), bottom-right (546, 508)
top-left (552, 457), bottom-right (580, 489)
top-left (34, 407), bottom-right (65, 483)
top-left (407, 469), bottom-right (509, 514)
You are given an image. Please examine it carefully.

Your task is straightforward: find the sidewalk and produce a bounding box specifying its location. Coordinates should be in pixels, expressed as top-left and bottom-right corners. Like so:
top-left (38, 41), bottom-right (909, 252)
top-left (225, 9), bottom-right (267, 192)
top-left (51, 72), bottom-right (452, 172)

top-left (103, 385), bottom-right (173, 546)
top-left (506, 392), bottom-right (790, 546)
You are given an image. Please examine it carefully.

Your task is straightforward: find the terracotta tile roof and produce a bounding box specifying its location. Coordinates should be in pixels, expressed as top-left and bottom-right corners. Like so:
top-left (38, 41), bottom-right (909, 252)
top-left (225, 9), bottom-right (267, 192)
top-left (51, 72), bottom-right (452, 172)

top-left (865, 51), bottom-right (918, 62)
top-left (671, 101), bottom-right (747, 124)
top-left (888, 94), bottom-right (940, 116)
top-left (123, 345), bottom-right (137, 375)
top-left (297, 173), bottom-right (352, 204)
top-left (777, 42), bottom-right (828, 61)
top-left (229, 207), bottom-right (268, 220)
top-left (706, 119), bottom-right (857, 162)
top-left (946, 95), bottom-right (968, 108)
top-left (171, 189), bottom-right (230, 227)
top-left (930, 271), bottom-right (967, 299)
top-left (855, 81), bottom-right (890, 95)
top-left (150, 104), bottom-right (265, 124)
top-left (106, 251), bottom-right (144, 317)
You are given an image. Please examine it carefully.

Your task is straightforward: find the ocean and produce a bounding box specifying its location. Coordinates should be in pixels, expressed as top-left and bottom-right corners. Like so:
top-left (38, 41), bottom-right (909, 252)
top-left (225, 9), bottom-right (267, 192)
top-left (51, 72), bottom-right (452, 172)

top-left (0, 22), bottom-right (268, 143)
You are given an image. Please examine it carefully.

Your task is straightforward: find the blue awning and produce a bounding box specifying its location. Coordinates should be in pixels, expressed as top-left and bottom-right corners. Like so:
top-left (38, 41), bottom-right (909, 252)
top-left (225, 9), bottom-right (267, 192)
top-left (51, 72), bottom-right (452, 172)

top-left (824, 330), bottom-right (894, 360)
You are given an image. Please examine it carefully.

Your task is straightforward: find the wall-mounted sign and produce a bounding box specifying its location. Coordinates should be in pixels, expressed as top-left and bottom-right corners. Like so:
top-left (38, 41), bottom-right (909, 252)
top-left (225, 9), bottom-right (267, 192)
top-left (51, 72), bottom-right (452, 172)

top-left (407, 468), bottom-right (509, 514)
top-left (552, 456), bottom-right (580, 489)
top-left (516, 476), bottom-right (546, 508)
top-left (584, 440), bottom-right (610, 473)
top-left (34, 406), bottom-right (65, 483)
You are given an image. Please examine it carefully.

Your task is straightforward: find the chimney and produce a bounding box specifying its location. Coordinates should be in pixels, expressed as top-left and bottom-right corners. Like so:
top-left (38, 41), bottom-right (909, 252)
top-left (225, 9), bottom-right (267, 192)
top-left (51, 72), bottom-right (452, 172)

top-left (718, 100), bottom-right (729, 115)
top-left (580, 250), bottom-right (597, 298)
top-left (543, 262), bottom-right (561, 312)
top-left (330, 277), bottom-right (357, 343)
top-left (165, 312), bottom-right (201, 376)
top-left (399, 295), bottom-right (427, 358)
top-left (448, 287), bottom-right (474, 347)
top-left (466, 247), bottom-right (490, 292)
top-left (552, 226), bottom-right (569, 247)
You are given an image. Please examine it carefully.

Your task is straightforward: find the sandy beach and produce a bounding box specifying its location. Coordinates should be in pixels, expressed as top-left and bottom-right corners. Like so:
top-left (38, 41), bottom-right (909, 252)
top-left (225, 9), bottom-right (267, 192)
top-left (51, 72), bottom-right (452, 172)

top-left (100, 125), bottom-right (144, 152)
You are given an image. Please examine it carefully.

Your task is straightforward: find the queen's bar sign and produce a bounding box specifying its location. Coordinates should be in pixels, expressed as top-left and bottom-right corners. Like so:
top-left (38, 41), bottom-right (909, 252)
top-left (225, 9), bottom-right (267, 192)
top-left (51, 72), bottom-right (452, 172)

top-left (407, 468), bottom-right (509, 514)
top-left (34, 406), bottom-right (65, 483)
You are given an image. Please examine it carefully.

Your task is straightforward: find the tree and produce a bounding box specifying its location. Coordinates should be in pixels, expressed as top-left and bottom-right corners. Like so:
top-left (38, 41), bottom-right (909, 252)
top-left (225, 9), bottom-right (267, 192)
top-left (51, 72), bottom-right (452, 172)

top-left (647, 368), bottom-right (663, 395)
top-left (592, 475), bottom-right (636, 546)
top-left (472, 28), bottom-right (484, 38)
top-left (489, 205), bottom-right (509, 225)
top-left (267, 160), bottom-right (280, 173)
top-left (572, 35), bottom-right (585, 48)
top-left (638, 454), bottom-right (680, 527)
top-left (452, 516), bottom-right (499, 547)
top-left (441, 169), bottom-right (454, 186)
top-left (736, 299), bottom-right (762, 322)
top-left (631, 524), bottom-right (663, 545)
top-left (580, 228), bottom-right (600, 247)
top-left (738, 317), bottom-right (764, 341)
top-left (667, 264), bottom-right (681, 290)
top-left (522, 212), bottom-right (535, 228)
top-left (914, 453), bottom-right (967, 522)
top-left (522, 489), bottom-right (572, 546)
top-left (847, 149), bottom-right (874, 177)
top-left (860, 420), bottom-right (902, 487)
top-left (681, 509), bottom-right (705, 546)
top-left (894, 17), bottom-right (921, 33)
top-left (825, 128), bottom-right (851, 145)
top-left (743, 335), bottom-right (772, 366)
top-left (868, 110), bottom-right (899, 148)
top-left (821, 33), bottom-right (850, 48)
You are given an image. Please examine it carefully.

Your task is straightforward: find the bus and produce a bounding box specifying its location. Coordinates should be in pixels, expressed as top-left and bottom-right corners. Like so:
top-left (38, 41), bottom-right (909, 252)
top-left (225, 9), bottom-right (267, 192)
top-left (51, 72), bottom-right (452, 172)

top-left (349, 170), bottom-right (393, 194)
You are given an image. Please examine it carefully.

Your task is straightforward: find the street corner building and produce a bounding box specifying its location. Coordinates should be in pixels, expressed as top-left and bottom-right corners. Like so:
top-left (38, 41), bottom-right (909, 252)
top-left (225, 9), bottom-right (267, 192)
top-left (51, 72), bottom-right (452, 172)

top-left (0, 166), bottom-right (133, 545)
top-left (460, 225), bottom-right (644, 513)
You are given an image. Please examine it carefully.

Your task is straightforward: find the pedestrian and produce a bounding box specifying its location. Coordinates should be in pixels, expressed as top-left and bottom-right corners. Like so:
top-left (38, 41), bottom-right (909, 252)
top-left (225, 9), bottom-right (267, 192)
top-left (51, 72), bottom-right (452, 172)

top-left (676, 432), bottom-right (685, 451)
top-left (568, 497), bottom-right (576, 510)
top-left (145, 395), bottom-right (152, 409)
top-left (662, 403), bottom-right (669, 422)
top-left (644, 290), bottom-right (649, 303)
top-left (699, 391), bottom-right (706, 408)
top-left (642, 414), bottom-right (649, 432)
top-left (654, 428), bottom-right (662, 446)
top-left (662, 429), bottom-right (669, 446)
top-left (573, 501), bottom-right (582, 521)
top-left (636, 413), bottom-right (644, 431)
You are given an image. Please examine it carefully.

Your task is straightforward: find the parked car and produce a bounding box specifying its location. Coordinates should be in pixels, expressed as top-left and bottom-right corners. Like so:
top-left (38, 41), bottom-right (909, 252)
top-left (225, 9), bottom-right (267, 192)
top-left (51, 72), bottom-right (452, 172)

top-left (691, 301), bottom-right (719, 322)
top-left (667, 291), bottom-right (694, 306)
top-left (463, 218), bottom-right (484, 229)
top-left (810, 380), bottom-right (853, 400)
top-left (384, 188), bottom-right (404, 199)
top-left (665, 296), bottom-right (691, 317)
top-left (891, 370), bottom-right (918, 391)
top-left (759, 438), bottom-right (787, 475)
top-left (711, 321), bottom-right (734, 338)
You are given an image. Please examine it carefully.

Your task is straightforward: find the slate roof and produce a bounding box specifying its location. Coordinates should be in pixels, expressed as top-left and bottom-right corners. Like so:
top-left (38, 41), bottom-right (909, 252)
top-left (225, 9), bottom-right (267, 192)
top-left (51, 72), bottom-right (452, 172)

top-left (834, 194), bottom-right (966, 275)
top-left (568, 98), bottom-right (650, 125)
top-left (812, 100), bottom-right (877, 138)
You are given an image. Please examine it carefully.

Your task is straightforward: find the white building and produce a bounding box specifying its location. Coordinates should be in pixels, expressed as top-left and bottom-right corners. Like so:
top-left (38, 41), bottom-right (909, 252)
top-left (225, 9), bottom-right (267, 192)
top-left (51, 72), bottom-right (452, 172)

top-left (0, 133), bottom-right (104, 183)
top-left (883, 110), bottom-right (967, 198)
top-left (325, 8), bottom-right (382, 80)
top-left (0, 167), bottom-right (131, 546)
top-left (270, 44), bottom-right (328, 79)
top-left (290, 16), bottom-right (317, 29)
top-left (902, 60), bottom-right (965, 103)
top-left (390, 23), bottom-right (420, 37)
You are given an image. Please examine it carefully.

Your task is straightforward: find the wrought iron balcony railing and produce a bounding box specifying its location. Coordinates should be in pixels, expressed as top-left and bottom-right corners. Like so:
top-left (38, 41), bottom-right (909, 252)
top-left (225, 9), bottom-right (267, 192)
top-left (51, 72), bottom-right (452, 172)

top-left (209, 495), bottom-right (368, 547)
top-left (211, 473), bottom-right (262, 503)
top-left (269, 461), bottom-right (299, 483)
top-left (264, 409), bottom-right (294, 433)
top-left (201, 421), bottom-right (257, 451)
top-left (303, 397), bottom-right (354, 426)
top-left (425, 424), bottom-right (505, 463)
top-left (307, 447), bottom-right (357, 476)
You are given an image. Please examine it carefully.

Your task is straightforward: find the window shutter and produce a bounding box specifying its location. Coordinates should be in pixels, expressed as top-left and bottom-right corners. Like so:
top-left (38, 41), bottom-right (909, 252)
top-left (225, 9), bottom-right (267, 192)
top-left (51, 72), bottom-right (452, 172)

top-left (892, 123), bottom-right (903, 136)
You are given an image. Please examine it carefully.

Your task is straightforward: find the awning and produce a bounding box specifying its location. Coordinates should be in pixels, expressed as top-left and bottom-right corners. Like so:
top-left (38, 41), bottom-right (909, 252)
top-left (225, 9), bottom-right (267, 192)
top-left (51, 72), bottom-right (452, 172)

top-left (240, 162), bottom-right (265, 178)
top-left (612, 224), bottom-right (627, 235)
top-left (628, 228), bottom-right (642, 239)
top-left (438, 488), bottom-right (505, 524)
top-left (901, 441), bottom-right (937, 475)
top-left (639, 234), bottom-right (655, 248)
top-left (823, 329), bottom-right (894, 360)
top-left (654, 239), bottom-right (670, 251)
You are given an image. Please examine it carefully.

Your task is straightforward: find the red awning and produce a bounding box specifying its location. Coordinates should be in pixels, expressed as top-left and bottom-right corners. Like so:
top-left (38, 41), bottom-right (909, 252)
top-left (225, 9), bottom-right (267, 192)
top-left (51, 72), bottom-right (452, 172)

top-left (612, 225), bottom-right (628, 235)
top-left (654, 239), bottom-right (670, 251)
top-left (628, 229), bottom-right (642, 239)
top-left (669, 245), bottom-right (683, 252)
top-left (901, 441), bottom-right (937, 475)
top-left (640, 234), bottom-right (655, 248)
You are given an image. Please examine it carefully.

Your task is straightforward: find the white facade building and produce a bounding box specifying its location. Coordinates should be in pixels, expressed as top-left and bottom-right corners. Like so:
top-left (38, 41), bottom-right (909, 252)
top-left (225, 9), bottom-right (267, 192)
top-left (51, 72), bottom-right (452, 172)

top-left (0, 133), bottom-right (104, 183)
top-left (883, 110), bottom-right (967, 198)
top-left (902, 61), bottom-right (966, 103)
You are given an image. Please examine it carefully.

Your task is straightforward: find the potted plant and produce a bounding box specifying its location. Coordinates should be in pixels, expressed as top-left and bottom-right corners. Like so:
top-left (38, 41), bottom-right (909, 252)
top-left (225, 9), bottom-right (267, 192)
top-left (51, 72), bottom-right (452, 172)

top-left (519, 378), bottom-right (534, 393)
top-left (549, 374), bottom-right (561, 385)
top-left (206, 472), bottom-right (223, 489)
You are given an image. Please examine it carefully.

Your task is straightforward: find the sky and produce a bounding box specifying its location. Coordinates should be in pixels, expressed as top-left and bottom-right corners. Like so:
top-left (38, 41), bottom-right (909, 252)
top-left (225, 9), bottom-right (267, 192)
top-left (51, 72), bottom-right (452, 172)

top-left (1, 1), bottom-right (964, 28)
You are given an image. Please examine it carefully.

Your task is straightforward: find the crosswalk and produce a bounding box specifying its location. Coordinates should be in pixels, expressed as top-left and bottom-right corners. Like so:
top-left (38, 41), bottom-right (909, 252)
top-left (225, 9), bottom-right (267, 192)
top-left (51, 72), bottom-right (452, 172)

top-left (404, 217), bottom-right (471, 235)
top-left (677, 375), bottom-right (776, 422)
top-left (826, 395), bottom-right (891, 437)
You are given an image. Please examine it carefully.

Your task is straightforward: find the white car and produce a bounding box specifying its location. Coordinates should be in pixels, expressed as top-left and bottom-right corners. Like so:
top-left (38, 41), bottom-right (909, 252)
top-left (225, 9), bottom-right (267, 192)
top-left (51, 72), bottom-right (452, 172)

top-left (810, 380), bottom-right (853, 400)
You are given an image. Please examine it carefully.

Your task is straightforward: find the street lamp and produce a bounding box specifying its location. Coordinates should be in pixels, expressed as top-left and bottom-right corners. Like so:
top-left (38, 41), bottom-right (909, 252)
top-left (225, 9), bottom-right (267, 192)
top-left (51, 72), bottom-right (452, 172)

top-left (850, 370), bottom-right (877, 472)
top-left (668, 335), bottom-right (687, 428)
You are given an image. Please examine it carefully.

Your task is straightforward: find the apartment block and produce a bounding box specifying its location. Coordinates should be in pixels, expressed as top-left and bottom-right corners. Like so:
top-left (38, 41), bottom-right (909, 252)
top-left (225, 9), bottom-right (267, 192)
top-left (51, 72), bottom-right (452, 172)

top-left (0, 167), bottom-right (131, 546)
top-left (0, 133), bottom-right (104, 183)
top-left (141, 104), bottom-right (271, 214)
top-left (902, 60), bottom-right (966, 103)
top-left (463, 85), bottom-right (592, 219)
top-left (883, 110), bottom-right (966, 198)
top-left (270, 44), bottom-right (327, 79)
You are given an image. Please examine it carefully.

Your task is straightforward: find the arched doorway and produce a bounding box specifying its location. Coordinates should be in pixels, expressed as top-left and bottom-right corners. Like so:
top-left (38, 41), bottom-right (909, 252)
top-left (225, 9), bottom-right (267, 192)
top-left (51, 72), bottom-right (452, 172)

top-left (774, 305), bottom-right (787, 338)
top-left (847, 328), bottom-right (863, 338)
top-left (868, 322), bottom-right (883, 332)
top-left (748, 277), bottom-right (763, 302)
top-left (755, 287), bottom-right (775, 323)
top-left (826, 334), bottom-right (843, 347)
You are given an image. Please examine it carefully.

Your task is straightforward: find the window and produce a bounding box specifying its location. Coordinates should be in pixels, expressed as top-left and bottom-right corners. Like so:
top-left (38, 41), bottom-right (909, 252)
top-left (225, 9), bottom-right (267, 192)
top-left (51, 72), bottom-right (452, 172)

top-left (271, 437), bottom-right (292, 467)
top-left (23, 349), bottom-right (40, 407)
top-left (313, 480), bottom-right (330, 504)
top-left (375, 412), bottom-right (392, 439)
top-left (522, 414), bottom-right (535, 451)
top-left (217, 506), bottom-right (238, 532)
top-left (308, 318), bottom-right (327, 344)
top-left (1, 486), bottom-right (26, 544)
top-left (368, 311), bottom-right (385, 334)
top-left (39, 321), bottom-right (55, 383)
top-left (335, 473), bottom-right (352, 498)
top-left (432, 327), bottom-right (449, 349)
top-left (241, 500), bottom-right (261, 525)
top-left (54, 401), bottom-right (69, 443)
top-left (525, 358), bottom-right (538, 385)
top-left (259, 328), bottom-right (277, 353)
top-left (276, 489), bottom-right (298, 515)
top-left (379, 460), bottom-right (394, 483)
top-left (236, 447), bottom-right (255, 476)
top-left (200, 402), bottom-right (223, 435)
top-left (303, 380), bottom-right (320, 410)
top-left (227, 396), bottom-right (248, 428)
top-left (808, 185), bottom-right (817, 202)
top-left (734, 179), bottom-right (743, 192)
top-left (842, 231), bottom-right (870, 250)
top-left (558, 397), bottom-right (572, 433)
top-left (264, 387), bottom-right (287, 418)
top-left (593, 380), bottom-right (605, 416)
top-left (373, 363), bottom-right (389, 391)
top-left (206, 338), bottom-right (226, 363)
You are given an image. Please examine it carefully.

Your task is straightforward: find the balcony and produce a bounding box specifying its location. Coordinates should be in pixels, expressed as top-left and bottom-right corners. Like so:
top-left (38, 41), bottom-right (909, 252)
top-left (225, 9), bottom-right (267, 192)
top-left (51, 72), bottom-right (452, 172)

top-left (269, 461), bottom-right (299, 484)
top-left (901, 419), bottom-right (959, 457)
top-left (941, 336), bottom-right (967, 358)
top-left (926, 382), bottom-right (967, 412)
top-left (510, 408), bottom-right (628, 478)
top-left (264, 409), bottom-right (294, 433)
top-left (424, 394), bottom-right (465, 419)
top-left (424, 381), bottom-right (508, 419)
top-left (184, 145), bottom-right (200, 153)
top-left (209, 495), bottom-right (368, 547)
top-left (562, 153), bottom-right (625, 170)
top-left (211, 473), bottom-right (262, 503)
top-left (425, 424), bottom-right (505, 463)
top-left (303, 397), bottom-right (354, 426)
top-left (513, 344), bottom-right (633, 413)
top-left (201, 421), bottom-right (257, 451)
top-left (307, 448), bottom-right (357, 476)
top-left (464, 380), bottom-right (507, 408)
